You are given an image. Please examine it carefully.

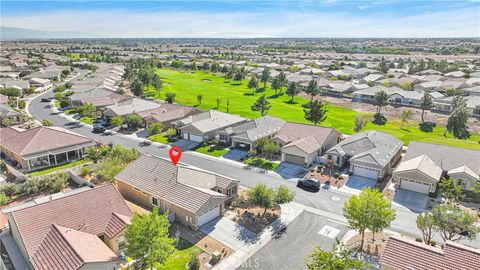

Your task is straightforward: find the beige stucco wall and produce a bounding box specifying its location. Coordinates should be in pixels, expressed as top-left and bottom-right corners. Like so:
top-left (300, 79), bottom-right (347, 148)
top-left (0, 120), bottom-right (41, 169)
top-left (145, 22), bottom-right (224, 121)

top-left (393, 170), bottom-right (438, 193)
top-left (104, 230), bottom-right (126, 255)
top-left (7, 214), bottom-right (30, 264)
top-left (79, 261), bottom-right (117, 270)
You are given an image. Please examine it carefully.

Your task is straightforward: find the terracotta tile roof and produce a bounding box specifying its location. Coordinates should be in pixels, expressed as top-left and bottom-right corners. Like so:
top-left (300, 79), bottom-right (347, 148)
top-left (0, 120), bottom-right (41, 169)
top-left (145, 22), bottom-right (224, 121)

top-left (137, 103), bottom-right (201, 123)
top-left (275, 122), bottom-right (338, 154)
top-left (0, 126), bottom-right (95, 157)
top-left (9, 184), bottom-right (133, 269)
top-left (380, 235), bottom-right (480, 270)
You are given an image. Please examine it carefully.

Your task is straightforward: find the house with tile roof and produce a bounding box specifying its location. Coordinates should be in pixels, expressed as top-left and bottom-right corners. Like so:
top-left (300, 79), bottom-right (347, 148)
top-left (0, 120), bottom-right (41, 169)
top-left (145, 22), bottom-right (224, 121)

top-left (272, 122), bottom-right (341, 167)
top-left (2, 184), bottom-right (133, 270)
top-left (115, 154), bottom-right (239, 229)
top-left (326, 131), bottom-right (403, 180)
top-left (394, 141), bottom-right (480, 193)
top-left (0, 126), bottom-right (95, 172)
top-left (136, 103), bottom-right (202, 130)
top-left (380, 235), bottom-right (480, 270)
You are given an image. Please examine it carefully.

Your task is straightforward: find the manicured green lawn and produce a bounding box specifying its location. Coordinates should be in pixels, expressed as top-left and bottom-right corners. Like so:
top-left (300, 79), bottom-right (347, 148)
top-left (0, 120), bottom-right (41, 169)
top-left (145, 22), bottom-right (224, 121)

top-left (194, 144), bottom-right (229, 157)
top-left (157, 239), bottom-right (202, 270)
top-left (245, 157), bottom-right (280, 170)
top-left (55, 100), bottom-right (61, 108)
top-left (80, 116), bottom-right (93, 125)
top-left (30, 159), bottom-right (90, 177)
top-left (147, 69), bottom-right (480, 150)
top-left (148, 133), bottom-right (177, 144)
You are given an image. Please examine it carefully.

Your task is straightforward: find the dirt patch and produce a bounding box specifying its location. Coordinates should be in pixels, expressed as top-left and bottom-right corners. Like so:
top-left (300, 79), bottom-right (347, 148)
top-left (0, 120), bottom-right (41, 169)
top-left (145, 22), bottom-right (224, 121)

top-left (458, 202), bottom-right (480, 222)
top-left (345, 231), bottom-right (388, 257)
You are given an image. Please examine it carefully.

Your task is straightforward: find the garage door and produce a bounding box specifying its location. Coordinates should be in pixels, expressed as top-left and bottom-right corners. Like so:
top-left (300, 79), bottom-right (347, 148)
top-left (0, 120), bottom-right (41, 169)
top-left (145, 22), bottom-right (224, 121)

top-left (183, 133), bottom-right (203, 142)
top-left (353, 165), bottom-right (379, 179)
top-left (284, 154), bottom-right (305, 165)
top-left (198, 206), bottom-right (220, 227)
top-left (400, 179), bottom-right (430, 194)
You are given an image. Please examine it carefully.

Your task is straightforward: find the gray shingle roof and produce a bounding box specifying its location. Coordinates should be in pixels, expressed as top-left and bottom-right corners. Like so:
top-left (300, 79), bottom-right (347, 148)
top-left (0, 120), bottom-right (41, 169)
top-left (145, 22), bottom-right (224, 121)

top-left (229, 115), bottom-right (286, 142)
top-left (178, 110), bottom-right (246, 134)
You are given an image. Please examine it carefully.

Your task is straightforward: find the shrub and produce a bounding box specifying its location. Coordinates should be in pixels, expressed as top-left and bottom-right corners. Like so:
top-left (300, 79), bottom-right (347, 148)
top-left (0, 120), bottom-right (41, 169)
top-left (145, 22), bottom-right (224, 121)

top-left (21, 179), bottom-right (41, 196)
top-left (0, 193), bottom-right (10, 206)
top-left (415, 238), bottom-right (422, 242)
top-left (38, 172), bottom-right (69, 193)
top-left (188, 255), bottom-right (200, 270)
top-left (333, 172), bottom-right (340, 179)
top-left (147, 123), bottom-right (162, 136)
top-left (80, 166), bottom-right (91, 177)
top-left (42, 119), bottom-right (54, 126)
top-left (429, 240), bottom-right (436, 246)
top-left (1, 183), bottom-right (18, 197)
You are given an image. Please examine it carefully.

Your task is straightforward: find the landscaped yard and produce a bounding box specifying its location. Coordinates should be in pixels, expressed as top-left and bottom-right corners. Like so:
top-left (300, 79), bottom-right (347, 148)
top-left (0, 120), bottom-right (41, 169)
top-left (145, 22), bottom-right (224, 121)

top-left (146, 69), bottom-right (480, 150)
top-left (149, 133), bottom-right (177, 144)
top-left (193, 144), bottom-right (229, 157)
top-left (157, 238), bottom-right (202, 270)
top-left (80, 116), bottom-right (93, 125)
top-left (30, 159), bottom-right (91, 177)
top-left (245, 157), bottom-right (280, 170)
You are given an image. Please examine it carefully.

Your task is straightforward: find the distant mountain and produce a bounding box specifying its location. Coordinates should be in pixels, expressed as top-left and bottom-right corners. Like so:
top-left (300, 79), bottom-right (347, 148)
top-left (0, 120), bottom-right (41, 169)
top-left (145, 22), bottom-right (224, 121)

top-left (0, 26), bottom-right (94, 40)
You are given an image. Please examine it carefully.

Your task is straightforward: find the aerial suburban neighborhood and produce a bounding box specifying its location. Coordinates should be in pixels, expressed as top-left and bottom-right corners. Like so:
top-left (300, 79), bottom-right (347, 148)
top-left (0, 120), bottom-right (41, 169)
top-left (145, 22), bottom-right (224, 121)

top-left (0, 1), bottom-right (479, 270)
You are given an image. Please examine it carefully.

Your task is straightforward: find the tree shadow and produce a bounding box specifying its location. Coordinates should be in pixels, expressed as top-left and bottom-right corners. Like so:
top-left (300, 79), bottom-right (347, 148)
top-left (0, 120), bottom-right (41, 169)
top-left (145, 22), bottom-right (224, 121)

top-left (243, 93), bottom-right (254, 96)
top-left (283, 100), bottom-right (298, 105)
top-left (230, 82), bottom-right (242, 86)
top-left (255, 87), bottom-right (266, 93)
top-left (372, 113), bottom-right (387, 125)
top-left (419, 122), bottom-right (436, 133)
top-left (302, 102), bottom-right (312, 109)
top-left (267, 93), bottom-right (283, 99)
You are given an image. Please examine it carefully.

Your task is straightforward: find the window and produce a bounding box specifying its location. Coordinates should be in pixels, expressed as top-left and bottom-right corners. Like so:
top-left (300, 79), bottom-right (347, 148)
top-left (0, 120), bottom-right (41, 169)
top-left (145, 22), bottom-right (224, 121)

top-left (151, 197), bottom-right (159, 206)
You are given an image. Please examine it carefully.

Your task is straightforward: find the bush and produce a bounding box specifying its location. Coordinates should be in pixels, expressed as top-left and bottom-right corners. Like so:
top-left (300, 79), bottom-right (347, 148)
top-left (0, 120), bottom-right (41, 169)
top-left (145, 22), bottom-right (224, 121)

top-left (80, 166), bottom-right (91, 177)
top-left (0, 193), bottom-right (10, 206)
top-left (18, 100), bottom-right (26, 109)
top-left (21, 179), bottom-right (41, 196)
top-left (429, 240), bottom-right (436, 246)
top-left (1, 183), bottom-right (18, 197)
top-left (37, 172), bottom-right (69, 193)
top-left (147, 123), bottom-right (162, 136)
top-left (188, 255), bottom-right (200, 270)
top-left (333, 172), bottom-right (340, 179)
top-left (415, 238), bottom-right (422, 242)
top-left (42, 119), bottom-right (54, 126)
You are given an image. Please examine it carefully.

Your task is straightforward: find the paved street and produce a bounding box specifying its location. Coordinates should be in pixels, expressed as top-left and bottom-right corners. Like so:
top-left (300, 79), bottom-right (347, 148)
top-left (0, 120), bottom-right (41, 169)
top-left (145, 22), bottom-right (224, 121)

top-left (26, 90), bottom-right (480, 249)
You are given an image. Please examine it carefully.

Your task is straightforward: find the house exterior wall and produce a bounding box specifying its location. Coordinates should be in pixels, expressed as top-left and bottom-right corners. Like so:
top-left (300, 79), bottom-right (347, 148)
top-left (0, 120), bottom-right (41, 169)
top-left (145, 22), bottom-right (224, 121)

top-left (448, 172), bottom-right (478, 190)
top-left (104, 230), bottom-right (126, 255)
top-left (7, 215), bottom-right (30, 264)
top-left (79, 261), bottom-right (117, 270)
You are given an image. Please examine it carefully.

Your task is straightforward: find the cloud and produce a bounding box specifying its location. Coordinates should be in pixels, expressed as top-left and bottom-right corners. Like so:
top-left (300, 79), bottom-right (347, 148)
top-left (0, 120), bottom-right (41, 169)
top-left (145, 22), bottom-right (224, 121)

top-left (1, 7), bottom-right (479, 38)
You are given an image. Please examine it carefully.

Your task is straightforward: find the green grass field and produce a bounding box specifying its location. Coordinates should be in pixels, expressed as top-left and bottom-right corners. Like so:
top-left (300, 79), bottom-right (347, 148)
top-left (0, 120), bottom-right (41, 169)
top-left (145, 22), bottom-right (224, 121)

top-left (30, 159), bottom-right (90, 177)
top-left (193, 145), bottom-right (229, 157)
top-left (157, 239), bottom-right (202, 270)
top-left (146, 69), bottom-right (480, 150)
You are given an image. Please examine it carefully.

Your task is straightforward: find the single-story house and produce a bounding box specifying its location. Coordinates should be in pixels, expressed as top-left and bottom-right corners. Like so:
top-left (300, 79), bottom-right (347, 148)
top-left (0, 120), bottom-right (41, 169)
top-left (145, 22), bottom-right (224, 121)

top-left (272, 122), bottom-right (341, 167)
top-left (136, 103), bottom-right (202, 130)
top-left (0, 103), bottom-right (21, 125)
top-left (79, 92), bottom-right (129, 110)
top-left (323, 83), bottom-right (356, 96)
top-left (434, 95), bottom-right (480, 117)
top-left (361, 73), bottom-right (385, 84)
top-left (0, 78), bottom-right (30, 91)
top-left (393, 154), bottom-right (443, 194)
top-left (444, 70), bottom-right (466, 79)
top-left (380, 235), bottom-right (480, 270)
top-left (2, 184), bottom-right (133, 270)
top-left (0, 126), bottom-right (95, 172)
top-left (324, 70), bottom-right (350, 80)
top-left (116, 155), bottom-right (239, 229)
top-left (68, 88), bottom-right (117, 107)
top-left (103, 98), bottom-right (160, 122)
top-left (326, 131), bottom-right (403, 180)
top-left (220, 115), bottom-right (286, 150)
top-left (398, 141), bottom-right (479, 191)
top-left (352, 85), bottom-right (426, 107)
top-left (177, 110), bottom-right (247, 142)
top-left (28, 78), bottom-right (52, 91)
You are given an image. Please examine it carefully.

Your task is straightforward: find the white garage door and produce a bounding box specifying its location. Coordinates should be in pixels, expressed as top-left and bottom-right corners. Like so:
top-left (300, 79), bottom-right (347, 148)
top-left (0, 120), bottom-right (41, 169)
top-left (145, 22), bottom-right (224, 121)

top-left (198, 206), bottom-right (220, 227)
top-left (353, 165), bottom-right (379, 179)
top-left (183, 133), bottom-right (203, 142)
top-left (284, 154), bottom-right (305, 165)
top-left (400, 179), bottom-right (430, 194)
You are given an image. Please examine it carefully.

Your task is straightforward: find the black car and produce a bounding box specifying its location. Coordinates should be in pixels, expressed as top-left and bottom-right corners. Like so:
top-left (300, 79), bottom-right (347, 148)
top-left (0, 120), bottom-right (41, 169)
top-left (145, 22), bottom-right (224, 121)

top-left (41, 98), bottom-right (52, 102)
top-left (92, 124), bottom-right (106, 133)
top-left (297, 178), bottom-right (321, 190)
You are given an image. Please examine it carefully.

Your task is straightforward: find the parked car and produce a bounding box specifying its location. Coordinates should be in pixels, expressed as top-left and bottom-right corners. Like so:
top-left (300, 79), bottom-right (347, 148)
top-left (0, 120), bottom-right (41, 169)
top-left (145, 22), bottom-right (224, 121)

top-left (41, 98), bottom-right (52, 102)
top-left (297, 178), bottom-right (321, 190)
top-left (103, 130), bottom-right (116, 136)
top-left (92, 124), bottom-right (106, 133)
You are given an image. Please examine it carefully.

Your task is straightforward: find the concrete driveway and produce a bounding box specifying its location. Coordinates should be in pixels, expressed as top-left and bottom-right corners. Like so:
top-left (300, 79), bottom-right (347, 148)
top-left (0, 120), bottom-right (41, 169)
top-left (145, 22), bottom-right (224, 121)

top-left (274, 163), bottom-right (308, 180)
top-left (200, 217), bottom-right (259, 251)
top-left (172, 139), bottom-right (200, 151)
top-left (237, 211), bottom-right (347, 270)
top-left (394, 189), bottom-right (428, 212)
top-left (223, 149), bottom-right (248, 161)
top-left (341, 175), bottom-right (377, 194)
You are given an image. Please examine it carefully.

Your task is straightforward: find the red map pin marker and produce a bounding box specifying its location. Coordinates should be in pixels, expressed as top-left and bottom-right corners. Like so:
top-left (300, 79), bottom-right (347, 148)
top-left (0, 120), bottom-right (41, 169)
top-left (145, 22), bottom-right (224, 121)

top-left (169, 146), bottom-right (182, 166)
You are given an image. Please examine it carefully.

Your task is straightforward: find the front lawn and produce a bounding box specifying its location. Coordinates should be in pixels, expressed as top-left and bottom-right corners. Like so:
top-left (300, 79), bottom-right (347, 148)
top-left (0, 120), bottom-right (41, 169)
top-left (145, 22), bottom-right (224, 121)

top-left (147, 69), bottom-right (480, 150)
top-left (245, 157), bottom-right (280, 170)
top-left (54, 100), bottom-right (61, 108)
top-left (148, 133), bottom-right (177, 144)
top-left (194, 144), bottom-right (229, 157)
top-left (80, 116), bottom-right (93, 125)
top-left (157, 238), bottom-right (202, 270)
top-left (30, 159), bottom-right (90, 177)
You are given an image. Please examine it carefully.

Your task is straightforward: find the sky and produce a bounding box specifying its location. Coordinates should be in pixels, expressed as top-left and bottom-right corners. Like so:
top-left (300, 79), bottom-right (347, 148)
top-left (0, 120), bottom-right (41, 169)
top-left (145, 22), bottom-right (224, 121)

top-left (1, 0), bottom-right (480, 38)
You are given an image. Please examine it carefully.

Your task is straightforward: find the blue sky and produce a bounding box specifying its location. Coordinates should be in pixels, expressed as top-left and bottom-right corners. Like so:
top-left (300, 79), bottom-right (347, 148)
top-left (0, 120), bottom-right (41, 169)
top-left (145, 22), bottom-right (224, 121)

top-left (1, 1), bottom-right (479, 37)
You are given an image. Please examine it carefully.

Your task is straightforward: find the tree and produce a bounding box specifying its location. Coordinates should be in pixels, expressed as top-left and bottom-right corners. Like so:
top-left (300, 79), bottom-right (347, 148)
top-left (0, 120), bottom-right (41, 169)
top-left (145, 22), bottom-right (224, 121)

top-left (286, 82), bottom-right (299, 103)
top-left (400, 109), bottom-right (413, 129)
top-left (226, 98), bottom-right (230, 113)
top-left (420, 92), bottom-right (433, 123)
top-left (0, 87), bottom-right (21, 97)
top-left (439, 177), bottom-right (464, 203)
top-left (251, 95), bottom-right (271, 116)
top-left (126, 114), bottom-right (143, 129)
top-left (64, 81), bottom-right (73, 89)
top-left (260, 67), bottom-right (271, 89)
top-left (188, 255), bottom-right (200, 270)
top-left (304, 100), bottom-right (327, 125)
top-left (255, 137), bottom-right (270, 157)
top-left (85, 147), bottom-right (101, 163)
top-left (125, 208), bottom-right (176, 269)
top-left (76, 103), bottom-right (97, 118)
top-left (271, 77), bottom-right (282, 96)
top-left (373, 90), bottom-right (389, 114)
top-left (248, 74), bottom-right (259, 94)
top-left (306, 79), bottom-right (319, 102)
top-left (305, 242), bottom-right (366, 270)
top-left (152, 75), bottom-right (162, 96)
top-left (274, 185), bottom-right (295, 205)
top-left (215, 97), bottom-right (222, 109)
top-left (431, 204), bottom-right (478, 241)
top-left (147, 123), bottom-right (162, 136)
top-left (111, 115), bottom-right (123, 127)
top-left (263, 141), bottom-right (280, 160)
top-left (343, 188), bottom-right (396, 252)
top-left (165, 92), bottom-right (176, 104)
top-left (446, 96), bottom-right (468, 137)
top-left (42, 119), bottom-right (54, 126)
top-left (1, 118), bottom-right (13, 127)
top-left (131, 78), bottom-right (144, 97)
top-left (354, 115), bottom-right (366, 133)
top-left (247, 183), bottom-right (274, 216)
top-left (416, 212), bottom-right (435, 244)
top-left (197, 94), bottom-right (203, 105)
